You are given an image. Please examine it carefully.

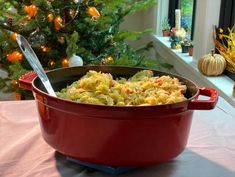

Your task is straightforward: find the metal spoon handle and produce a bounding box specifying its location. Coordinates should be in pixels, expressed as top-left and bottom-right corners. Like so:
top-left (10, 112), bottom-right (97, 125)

top-left (16, 34), bottom-right (56, 97)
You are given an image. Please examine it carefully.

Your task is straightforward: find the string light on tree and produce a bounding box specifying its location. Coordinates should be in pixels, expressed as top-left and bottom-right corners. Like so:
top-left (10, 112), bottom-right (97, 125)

top-left (61, 57), bottom-right (69, 67)
top-left (0, 0), bottom-right (157, 98)
top-left (68, 9), bottom-right (78, 19)
top-left (69, 54), bottom-right (83, 67)
top-left (11, 80), bottom-right (21, 100)
top-left (48, 59), bottom-right (56, 67)
top-left (7, 51), bottom-right (23, 62)
top-left (40, 46), bottom-right (51, 52)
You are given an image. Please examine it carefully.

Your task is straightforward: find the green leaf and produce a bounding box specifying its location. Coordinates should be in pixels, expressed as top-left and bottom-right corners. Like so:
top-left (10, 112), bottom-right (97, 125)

top-left (65, 31), bottom-right (79, 58)
top-left (114, 31), bottom-right (142, 40)
top-left (0, 77), bottom-right (8, 90)
top-left (114, 28), bottom-right (153, 41)
top-left (9, 61), bottom-right (28, 80)
top-left (128, 0), bottom-right (157, 14)
top-left (113, 54), bottom-right (138, 66)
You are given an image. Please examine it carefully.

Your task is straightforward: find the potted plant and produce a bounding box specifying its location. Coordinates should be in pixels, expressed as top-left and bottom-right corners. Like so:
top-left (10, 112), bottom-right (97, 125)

top-left (188, 42), bottom-right (194, 56)
top-left (161, 18), bottom-right (171, 36)
top-left (181, 38), bottom-right (192, 53)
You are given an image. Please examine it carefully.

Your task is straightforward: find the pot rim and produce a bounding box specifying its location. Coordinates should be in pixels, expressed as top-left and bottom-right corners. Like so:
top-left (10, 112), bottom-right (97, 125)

top-left (31, 65), bottom-right (200, 109)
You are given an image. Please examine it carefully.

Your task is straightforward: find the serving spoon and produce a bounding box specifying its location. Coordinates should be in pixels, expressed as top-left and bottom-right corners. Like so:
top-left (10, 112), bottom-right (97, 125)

top-left (0, 23), bottom-right (56, 96)
top-left (16, 34), bottom-right (57, 97)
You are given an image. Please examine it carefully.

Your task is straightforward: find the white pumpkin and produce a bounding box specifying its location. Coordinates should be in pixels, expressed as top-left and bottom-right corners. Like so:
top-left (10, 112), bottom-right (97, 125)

top-left (198, 50), bottom-right (226, 76)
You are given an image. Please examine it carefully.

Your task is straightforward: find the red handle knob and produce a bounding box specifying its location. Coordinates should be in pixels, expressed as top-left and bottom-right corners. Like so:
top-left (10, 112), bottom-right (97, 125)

top-left (19, 71), bottom-right (37, 91)
top-left (188, 87), bottom-right (218, 110)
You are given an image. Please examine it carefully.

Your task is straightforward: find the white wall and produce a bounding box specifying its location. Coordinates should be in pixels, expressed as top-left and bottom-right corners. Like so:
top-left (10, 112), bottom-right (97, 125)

top-left (121, 3), bottom-right (177, 74)
top-left (121, 11), bottom-right (146, 47)
top-left (121, 3), bottom-right (158, 48)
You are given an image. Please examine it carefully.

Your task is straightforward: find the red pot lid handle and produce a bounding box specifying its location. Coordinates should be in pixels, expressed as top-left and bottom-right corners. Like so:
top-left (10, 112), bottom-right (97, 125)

top-left (19, 71), bottom-right (37, 91)
top-left (188, 87), bottom-right (218, 110)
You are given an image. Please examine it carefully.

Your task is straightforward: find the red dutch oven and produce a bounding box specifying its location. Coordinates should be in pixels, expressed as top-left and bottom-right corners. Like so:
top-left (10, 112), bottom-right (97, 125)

top-left (19, 65), bottom-right (218, 167)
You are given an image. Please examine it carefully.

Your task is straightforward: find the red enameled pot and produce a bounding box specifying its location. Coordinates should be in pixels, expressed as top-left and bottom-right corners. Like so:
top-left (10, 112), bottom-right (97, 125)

top-left (19, 66), bottom-right (218, 167)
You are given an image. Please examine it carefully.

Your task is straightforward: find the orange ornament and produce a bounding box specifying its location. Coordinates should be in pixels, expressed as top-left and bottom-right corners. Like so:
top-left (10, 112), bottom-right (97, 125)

top-left (7, 51), bottom-right (23, 62)
top-left (54, 16), bottom-right (63, 31)
top-left (11, 80), bottom-right (19, 86)
top-left (11, 32), bottom-right (18, 40)
top-left (47, 13), bottom-right (54, 22)
top-left (61, 57), bottom-right (69, 67)
top-left (87, 6), bottom-right (100, 18)
top-left (24, 5), bottom-right (38, 18)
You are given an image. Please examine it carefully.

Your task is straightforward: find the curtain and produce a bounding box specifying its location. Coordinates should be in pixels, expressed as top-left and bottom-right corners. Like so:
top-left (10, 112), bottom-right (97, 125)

top-left (219, 0), bottom-right (235, 31)
top-left (168, 0), bottom-right (179, 28)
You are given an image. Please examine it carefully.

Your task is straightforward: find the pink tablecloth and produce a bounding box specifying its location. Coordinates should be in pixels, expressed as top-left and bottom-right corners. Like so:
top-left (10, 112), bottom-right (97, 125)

top-left (0, 98), bottom-right (235, 177)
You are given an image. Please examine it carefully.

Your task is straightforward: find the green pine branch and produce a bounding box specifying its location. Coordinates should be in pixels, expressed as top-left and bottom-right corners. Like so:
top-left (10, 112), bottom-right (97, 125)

top-left (0, 0), bottom-right (168, 97)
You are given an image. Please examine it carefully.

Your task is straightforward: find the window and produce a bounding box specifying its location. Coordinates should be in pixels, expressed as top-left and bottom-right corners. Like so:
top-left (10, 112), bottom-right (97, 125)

top-left (154, 0), bottom-right (234, 105)
top-left (168, 0), bottom-right (196, 39)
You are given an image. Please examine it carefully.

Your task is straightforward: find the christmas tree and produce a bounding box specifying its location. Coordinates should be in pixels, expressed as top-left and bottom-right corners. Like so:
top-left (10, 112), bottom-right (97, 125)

top-left (0, 0), bottom-right (162, 99)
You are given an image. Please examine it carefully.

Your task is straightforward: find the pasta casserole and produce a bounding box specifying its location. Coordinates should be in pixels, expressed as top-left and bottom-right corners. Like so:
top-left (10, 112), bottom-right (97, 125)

top-left (57, 70), bottom-right (187, 106)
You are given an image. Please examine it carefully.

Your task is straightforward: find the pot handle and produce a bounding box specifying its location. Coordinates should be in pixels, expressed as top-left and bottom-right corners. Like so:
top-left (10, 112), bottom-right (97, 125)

top-left (19, 71), bottom-right (37, 91)
top-left (188, 87), bottom-right (218, 110)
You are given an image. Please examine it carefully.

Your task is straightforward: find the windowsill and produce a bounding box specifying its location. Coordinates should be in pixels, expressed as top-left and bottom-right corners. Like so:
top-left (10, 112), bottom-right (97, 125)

top-left (151, 35), bottom-right (235, 107)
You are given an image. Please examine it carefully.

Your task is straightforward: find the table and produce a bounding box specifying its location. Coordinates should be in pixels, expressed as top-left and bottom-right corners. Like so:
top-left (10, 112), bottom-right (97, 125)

top-left (1, 97), bottom-right (235, 177)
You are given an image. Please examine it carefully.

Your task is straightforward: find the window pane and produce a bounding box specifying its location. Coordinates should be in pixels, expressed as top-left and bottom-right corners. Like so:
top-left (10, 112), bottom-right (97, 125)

top-left (180, 0), bottom-right (194, 38)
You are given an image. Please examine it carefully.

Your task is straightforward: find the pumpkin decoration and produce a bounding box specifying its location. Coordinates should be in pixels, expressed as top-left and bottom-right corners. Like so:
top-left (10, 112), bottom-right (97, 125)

top-left (198, 49), bottom-right (226, 76)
